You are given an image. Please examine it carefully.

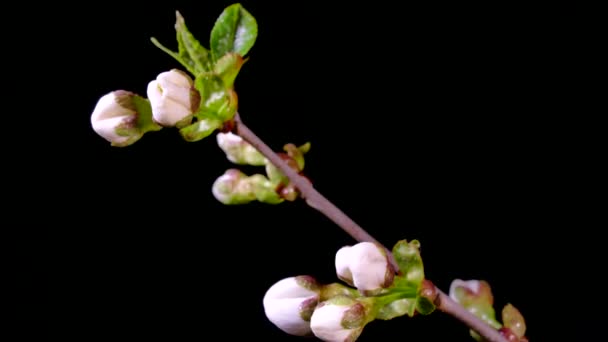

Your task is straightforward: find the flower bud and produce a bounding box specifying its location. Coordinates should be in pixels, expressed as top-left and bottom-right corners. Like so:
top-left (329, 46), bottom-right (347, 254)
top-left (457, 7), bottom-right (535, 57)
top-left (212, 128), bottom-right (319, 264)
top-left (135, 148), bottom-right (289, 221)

top-left (90, 90), bottom-right (149, 147)
top-left (502, 303), bottom-right (526, 338)
top-left (335, 242), bottom-right (394, 294)
top-left (449, 279), bottom-right (500, 329)
top-left (310, 295), bottom-right (368, 342)
top-left (216, 132), bottom-right (266, 166)
top-left (263, 276), bottom-right (321, 336)
top-left (147, 69), bottom-right (199, 127)
top-left (212, 170), bottom-right (283, 205)
top-left (211, 169), bottom-right (255, 204)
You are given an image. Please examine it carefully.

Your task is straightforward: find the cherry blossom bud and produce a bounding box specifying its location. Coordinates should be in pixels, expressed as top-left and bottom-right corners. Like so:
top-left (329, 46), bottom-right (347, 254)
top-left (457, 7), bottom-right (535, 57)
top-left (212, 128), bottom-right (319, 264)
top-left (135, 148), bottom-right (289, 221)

top-left (310, 295), bottom-right (368, 342)
top-left (263, 276), bottom-right (321, 336)
top-left (212, 169), bottom-right (283, 205)
top-left (335, 242), bottom-right (394, 294)
top-left (449, 279), bottom-right (500, 329)
top-left (147, 69), bottom-right (199, 127)
top-left (216, 132), bottom-right (266, 166)
top-left (91, 90), bottom-right (160, 147)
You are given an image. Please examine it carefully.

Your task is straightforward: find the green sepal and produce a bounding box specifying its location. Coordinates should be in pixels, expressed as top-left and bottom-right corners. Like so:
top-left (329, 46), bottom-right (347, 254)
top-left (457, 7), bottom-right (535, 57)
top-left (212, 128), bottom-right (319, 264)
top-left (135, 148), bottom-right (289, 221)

top-left (113, 94), bottom-right (162, 147)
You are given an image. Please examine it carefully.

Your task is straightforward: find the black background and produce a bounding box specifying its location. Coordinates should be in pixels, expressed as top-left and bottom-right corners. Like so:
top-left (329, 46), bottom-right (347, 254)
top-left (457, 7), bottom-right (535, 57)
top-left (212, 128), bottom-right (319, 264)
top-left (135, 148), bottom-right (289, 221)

top-left (10, 1), bottom-right (598, 341)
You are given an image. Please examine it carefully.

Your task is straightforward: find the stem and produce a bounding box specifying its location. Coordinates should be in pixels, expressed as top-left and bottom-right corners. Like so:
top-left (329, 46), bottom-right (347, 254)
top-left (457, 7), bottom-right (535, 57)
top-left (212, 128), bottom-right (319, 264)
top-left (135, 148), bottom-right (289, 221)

top-left (233, 113), bottom-right (508, 342)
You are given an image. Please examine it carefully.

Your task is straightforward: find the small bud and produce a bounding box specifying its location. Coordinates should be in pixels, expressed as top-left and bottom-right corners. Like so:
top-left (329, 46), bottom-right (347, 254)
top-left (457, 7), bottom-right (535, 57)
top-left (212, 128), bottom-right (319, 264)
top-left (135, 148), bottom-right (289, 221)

top-left (335, 242), bottom-right (394, 294)
top-left (502, 303), bottom-right (526, 338)
top-left (212, 170), bottom-right (283, 205)
top-left (91, 90), bottom-right (153, 147)
top-left (263, 276), bottom-right (321, 336)
top-left (211, 169), bottom-right (255, 204)
top-left (310, 295), bottom-right (368, 342)
top-left (147, 69), bottom-right (199, 127)
top-left (449, 279), bottom-right (501, 329)
top-left (216, 132), bottom-right (266, 166)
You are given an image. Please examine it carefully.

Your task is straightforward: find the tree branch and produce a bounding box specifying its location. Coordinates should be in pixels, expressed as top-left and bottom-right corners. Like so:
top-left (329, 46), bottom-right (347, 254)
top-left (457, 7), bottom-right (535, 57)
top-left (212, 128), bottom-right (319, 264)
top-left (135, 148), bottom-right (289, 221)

top-left (233, 113), bottom-right (508, 342)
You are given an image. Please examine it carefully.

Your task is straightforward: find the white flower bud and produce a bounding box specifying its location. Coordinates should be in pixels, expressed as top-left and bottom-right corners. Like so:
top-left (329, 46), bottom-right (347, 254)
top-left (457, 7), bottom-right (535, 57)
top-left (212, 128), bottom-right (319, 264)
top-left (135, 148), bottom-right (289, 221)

top-left (91, 90), bottom-right (142, 146)
top-left (335, 242), bottom-right (394, 294)
top-left (216, 132), bottom-right (266, 166)
top-left (310, 295), bottom-right (367, 342)
top-left (263, 276), bottom-right (320, 336)
top-left (147, 69), bottom-right (198, 127)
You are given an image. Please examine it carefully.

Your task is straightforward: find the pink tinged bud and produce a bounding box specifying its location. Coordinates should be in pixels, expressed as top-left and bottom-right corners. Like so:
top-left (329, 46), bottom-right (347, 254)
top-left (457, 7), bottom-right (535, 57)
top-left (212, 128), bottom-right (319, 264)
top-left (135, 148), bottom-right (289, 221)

top-left (91, 90), bottom-right (142, 146)
top-left (335, 242), bottom-right (394, 294)
top-left (147, 69), bottom-right (198, 127)
top-left (310, 295), bottom-right (366, 342)
top-left (263, 276), bottom-right (321, 336)
top-left (449, 279), bottom-right (494, 307)
top-left (449, 279), bottom-right (500, 328)
top-left (216, 132), bottom-right (266, 166)
top-left (211, 169), bottom-right (254, 204)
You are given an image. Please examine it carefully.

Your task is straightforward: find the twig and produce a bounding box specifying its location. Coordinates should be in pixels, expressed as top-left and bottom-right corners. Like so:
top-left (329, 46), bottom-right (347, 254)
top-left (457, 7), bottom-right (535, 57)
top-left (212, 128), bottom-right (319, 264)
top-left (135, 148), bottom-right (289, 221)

top-left (233, 113), bottom-right (508, 342)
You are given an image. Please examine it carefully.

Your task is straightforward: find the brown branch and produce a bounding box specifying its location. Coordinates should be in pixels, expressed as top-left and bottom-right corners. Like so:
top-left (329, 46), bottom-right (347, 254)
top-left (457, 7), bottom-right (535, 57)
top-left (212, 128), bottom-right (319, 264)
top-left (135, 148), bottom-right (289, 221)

top-left (233, 113), bottom-right (508, 342)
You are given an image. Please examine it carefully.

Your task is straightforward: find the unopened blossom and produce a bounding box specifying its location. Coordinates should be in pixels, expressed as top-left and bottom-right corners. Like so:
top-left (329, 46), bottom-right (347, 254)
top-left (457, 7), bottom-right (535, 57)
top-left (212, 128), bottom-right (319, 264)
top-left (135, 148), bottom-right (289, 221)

top-left (91, 90), bottom-right (145, 147)
top-left (216, 132), bottom-right (266, 165)
top-left (147, 69), bottom-right (199, 127)
top-left (335, 242), bottom-right (394, 294)
top-left (310, 295), bottom-right (368, 342)
top-left (263, 276), bottom-right (320, 336)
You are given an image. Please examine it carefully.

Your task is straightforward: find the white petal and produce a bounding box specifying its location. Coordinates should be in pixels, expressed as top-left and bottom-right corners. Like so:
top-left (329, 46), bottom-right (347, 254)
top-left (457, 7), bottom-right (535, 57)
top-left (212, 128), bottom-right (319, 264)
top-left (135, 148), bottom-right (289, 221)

top-left (158, 69), bottom-right (192, 88)
top-left (335, 246), bottom-right (353, 285)
top-left (91, 115), bottom-right (130, 145)
top-left (264, 297), bottom-right (312, 336)
top-left (146, 80), bottom-right (162, 105)
top-left (151, 97), bottom-right (191, 126)
top-left (264, 277), bottom-right (318, 301)
top-left (91, 92), bottom-right (135, 121)
top-left (310, 304), bottom-right (351, 342)
top-left (349, 242), bottom-right (388, 291)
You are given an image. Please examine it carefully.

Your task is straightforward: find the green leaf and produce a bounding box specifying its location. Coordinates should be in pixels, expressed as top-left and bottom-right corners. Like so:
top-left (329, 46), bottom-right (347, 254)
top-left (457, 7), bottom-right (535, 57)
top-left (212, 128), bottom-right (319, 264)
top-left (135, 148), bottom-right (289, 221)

top-left (150, 37), bottom-right (193, 74)
top-left (175, 11), bottom-right (212, 74)
top-left (213, 53), bottom-right (245, 89)
top-left (376, 298), bottom-right (416, 320)
top-left (150, 12), bottom-right (212, 76)
top-left (179, 117), bottom-right (223, 142)
top-left (210, 3), bottom-right (258, 61)
top-left (195, 74), bottom-right (238, 121)
top-left (392, 240), bottom-right (425, 287)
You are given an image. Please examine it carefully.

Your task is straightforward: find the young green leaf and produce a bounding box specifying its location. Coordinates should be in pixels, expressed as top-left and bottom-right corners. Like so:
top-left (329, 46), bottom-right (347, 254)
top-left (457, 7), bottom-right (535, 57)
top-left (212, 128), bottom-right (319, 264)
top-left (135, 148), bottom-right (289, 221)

top-left (195, 74), bottom-right (238, 121)
top-left (213, 53), bottom-right (245, 89)
top-left (179, 117), bottom-right (223, 142)
top-left (175, 11), bottom-right (212, 74)
top-left (150, 37), bottom-right (196, 75)
top-left (392, 240), bottom-right (425, 288)
top-left (210, 3), bottom-right (258, 60)
top-left (150, 12), bottom-right (212, 75)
